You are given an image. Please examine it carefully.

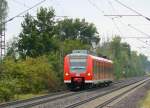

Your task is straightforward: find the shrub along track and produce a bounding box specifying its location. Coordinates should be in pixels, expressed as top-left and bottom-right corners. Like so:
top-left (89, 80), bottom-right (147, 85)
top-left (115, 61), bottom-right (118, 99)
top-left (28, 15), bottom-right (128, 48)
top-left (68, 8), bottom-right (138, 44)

top-left (0, 77), bottom-right (147, 108)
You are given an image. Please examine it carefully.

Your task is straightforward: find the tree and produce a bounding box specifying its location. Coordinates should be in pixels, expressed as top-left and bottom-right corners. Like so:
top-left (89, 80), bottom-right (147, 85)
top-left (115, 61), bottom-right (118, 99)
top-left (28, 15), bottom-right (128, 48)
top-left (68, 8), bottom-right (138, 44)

top-left (18, 7), bottom-right (57, 58)
top-left (97, 36), bottom-right (148, 79)
top-left (6, 37), bottom-right (19, 59)
top-left (17, 7), bottom-right (99, 58)
top-left (56, 18), bottom-right (100, 44)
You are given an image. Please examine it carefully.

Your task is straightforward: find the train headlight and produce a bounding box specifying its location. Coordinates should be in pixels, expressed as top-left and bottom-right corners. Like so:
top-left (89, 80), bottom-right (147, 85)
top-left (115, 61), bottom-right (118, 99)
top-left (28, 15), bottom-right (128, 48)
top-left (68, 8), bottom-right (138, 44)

top-left (87, 73), bottom-right (91, 76)
top-left (65, 73), bottom-right (69, 76)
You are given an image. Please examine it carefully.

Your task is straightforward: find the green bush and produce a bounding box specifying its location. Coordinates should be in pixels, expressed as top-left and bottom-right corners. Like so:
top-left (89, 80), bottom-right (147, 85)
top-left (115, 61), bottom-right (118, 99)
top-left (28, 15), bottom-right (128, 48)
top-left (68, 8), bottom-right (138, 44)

top-left (1, 56), bottom-right (62, 95)
top-left (0, 79), bottom-right (17, 102)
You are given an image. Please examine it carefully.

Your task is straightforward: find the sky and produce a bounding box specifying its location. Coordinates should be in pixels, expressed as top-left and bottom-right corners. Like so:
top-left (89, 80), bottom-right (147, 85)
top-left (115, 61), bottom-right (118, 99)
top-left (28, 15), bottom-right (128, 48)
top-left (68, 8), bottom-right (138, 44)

top-left (5, 0), bottom-right (150, 59)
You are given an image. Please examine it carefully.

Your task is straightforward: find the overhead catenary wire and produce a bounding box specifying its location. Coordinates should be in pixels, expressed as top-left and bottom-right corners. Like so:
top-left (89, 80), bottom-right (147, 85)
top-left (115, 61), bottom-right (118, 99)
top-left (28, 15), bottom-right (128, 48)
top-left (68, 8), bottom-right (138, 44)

top-left (106, 0), bottom-right (150, 43)
top-left (111, 18), bottom-right (123, 36)
top-left (113, 17), bottom-right (150, 48)
top-left (121, 36), bottom-right (150, 39)
top-left (106, 1), bottom-right (150, 40)
top-left (114, 0), bottom-right (150, 22)
top-left (128, 24), bottom-right (150, 38)
top-left (88, 0), bottom-right (150, 52)
top-left (106, 0), bottom-right (150, 50)
top-left (107, 0), bottom-right (124, 36)
top-left (135, 38), bottom-right (150, 52)
top-left (13, 15), bottom-right (69, 18)
top-left (88, 0), bottom-right (123, 37)
top-left (11, 0), bottom-right (30, 8)
top-left (87, 0), bottom-right (105, 14)
top-left (115, 18), bottom-right (150, 49)
top-left (3, 0), bottom-right (46, 24)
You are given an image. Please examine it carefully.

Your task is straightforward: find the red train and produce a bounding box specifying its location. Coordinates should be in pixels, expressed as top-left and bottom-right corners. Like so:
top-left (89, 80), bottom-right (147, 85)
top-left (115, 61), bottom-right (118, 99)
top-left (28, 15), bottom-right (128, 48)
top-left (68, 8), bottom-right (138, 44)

top-left (64, 50), bottom-right (114, 89)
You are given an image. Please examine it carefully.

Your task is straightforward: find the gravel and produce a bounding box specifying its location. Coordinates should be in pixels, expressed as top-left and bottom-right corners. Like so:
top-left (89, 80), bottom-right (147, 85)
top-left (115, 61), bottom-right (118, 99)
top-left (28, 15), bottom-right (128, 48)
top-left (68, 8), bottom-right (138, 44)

top-left (111, 81), bottom-right (150, 108)
top-left (32, 77), bottom-right (145, 108)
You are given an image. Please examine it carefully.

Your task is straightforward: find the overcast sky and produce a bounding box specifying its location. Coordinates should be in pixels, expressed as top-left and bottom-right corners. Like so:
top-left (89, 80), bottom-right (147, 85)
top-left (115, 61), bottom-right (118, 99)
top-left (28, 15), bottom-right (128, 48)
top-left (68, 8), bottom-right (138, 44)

top-left (6, 0), bottom-right (150, 59)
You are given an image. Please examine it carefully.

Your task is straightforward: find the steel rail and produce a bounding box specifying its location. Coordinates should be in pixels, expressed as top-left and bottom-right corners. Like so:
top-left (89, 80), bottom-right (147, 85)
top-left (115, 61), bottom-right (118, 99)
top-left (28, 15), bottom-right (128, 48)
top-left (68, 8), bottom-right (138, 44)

top-left (95, 79), bottom-right (149, 108)
top-left (0, 77), bottom-right (146, 108)
top-left (0, 90), bottom-right (70, 107)
top-left (64, 77), bottom-right (148, 108)
top-left (0, 84), bottom-right (111, 107)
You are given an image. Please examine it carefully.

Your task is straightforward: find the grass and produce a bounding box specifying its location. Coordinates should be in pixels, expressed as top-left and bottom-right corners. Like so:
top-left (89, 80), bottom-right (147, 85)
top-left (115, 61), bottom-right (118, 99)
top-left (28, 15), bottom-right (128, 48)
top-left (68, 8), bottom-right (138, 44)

top-left (140, 90), bottom-right (150, 108)
top-left (14, 93), bottom-right (48, 100)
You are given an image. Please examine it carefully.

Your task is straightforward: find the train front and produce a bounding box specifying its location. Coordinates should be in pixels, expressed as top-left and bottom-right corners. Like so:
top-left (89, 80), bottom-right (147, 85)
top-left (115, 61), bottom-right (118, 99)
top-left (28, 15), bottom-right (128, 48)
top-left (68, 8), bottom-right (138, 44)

top-left (64, 51), bottom-right (92, 89)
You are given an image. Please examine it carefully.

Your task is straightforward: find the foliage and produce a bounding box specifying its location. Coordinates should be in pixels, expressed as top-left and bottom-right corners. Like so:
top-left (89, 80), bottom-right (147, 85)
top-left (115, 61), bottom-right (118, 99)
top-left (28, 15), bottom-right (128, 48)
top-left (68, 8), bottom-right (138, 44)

top-left (56, 18), bottom-right (99, 43)
top-left (140, 90), bottom-right (150, 108)
top-left (1, 7), bottom-right (99, 102)
top-left (18, 8), bottom-right (57, 58)
top-left (1, 6), bottom-right (150, 102)
top-left (97, 36), bottom-right (149, 79)
top-left (17, 7), bottom-right (98, 58)
top-left (0, 79), bottom-right (17, 102)
top-left (0, 55), bottom-right (62, 102)
top-left (6, 37), bottom-right (19, 59)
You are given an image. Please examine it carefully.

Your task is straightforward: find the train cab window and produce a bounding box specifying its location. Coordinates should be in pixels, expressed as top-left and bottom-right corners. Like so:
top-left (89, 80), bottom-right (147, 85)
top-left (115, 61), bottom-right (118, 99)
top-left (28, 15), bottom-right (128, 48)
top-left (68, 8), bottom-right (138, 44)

top-left (70, 58), bottom-right (87, 73)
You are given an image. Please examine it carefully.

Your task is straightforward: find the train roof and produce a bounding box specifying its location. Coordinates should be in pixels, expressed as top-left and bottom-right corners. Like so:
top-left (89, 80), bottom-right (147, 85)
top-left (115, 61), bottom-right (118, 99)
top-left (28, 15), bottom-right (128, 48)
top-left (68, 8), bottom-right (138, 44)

top-left (90, 55), bottom-right (113, 63)
top-left (68, 53), bottom-right (88, 57)
top-left (66, 53), bottom-right (113, 63)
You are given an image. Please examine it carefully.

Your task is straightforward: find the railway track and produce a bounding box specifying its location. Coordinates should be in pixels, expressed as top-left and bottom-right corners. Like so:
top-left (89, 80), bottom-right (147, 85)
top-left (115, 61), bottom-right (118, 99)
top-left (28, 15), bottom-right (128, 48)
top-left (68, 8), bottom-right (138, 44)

top-left (65, 77), bottom-right (149, 108)
top-left (96, 80), bottom-right (148, 108)
top-left (0, 90), bottom-right (78, 108)
top-left (0, 77), bottom-right (147, 108)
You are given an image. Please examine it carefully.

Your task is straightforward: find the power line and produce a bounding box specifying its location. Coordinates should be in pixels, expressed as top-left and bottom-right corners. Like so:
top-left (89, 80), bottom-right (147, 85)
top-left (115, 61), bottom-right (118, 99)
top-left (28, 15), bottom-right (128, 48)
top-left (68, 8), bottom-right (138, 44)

top-left (111, 18), bottom-right (123, 36)
top-left (121, 36), bottom-right (150, 39)
top-left (3, 0), bottom-right (46, 24)
top-left (115, 19), bottom-right (150, 48)
top-left (107, 0), bottom-right (116, 13)
top-left (136, 38), bottom-right (150, 47)
top-left (128, 24), bottom-right (150, 38)
top-left (106, 0), bottom-right (150, 40)
top-left (89, 0), bottom-right (150, 52)
top-left (106, 0), bottom-right (150, 50)
top-left (88, 0), bottom-right (123, 36)
top-left (15, 15), bottom-right (69, 18)
top-left (11, 0), bottom-right (29, 8)
top-left (87, 0), bottom-right (105, 14)
top-left (108, 0), bottom-right (150, 49)
top-left (104, 14), bottom-right (141, 17)
top-left (114, 0), bottom-right (150, 22)
top-left (112, 17), bottom-right (150, 39)
top-left (107, 0), bottom-right (124, 36)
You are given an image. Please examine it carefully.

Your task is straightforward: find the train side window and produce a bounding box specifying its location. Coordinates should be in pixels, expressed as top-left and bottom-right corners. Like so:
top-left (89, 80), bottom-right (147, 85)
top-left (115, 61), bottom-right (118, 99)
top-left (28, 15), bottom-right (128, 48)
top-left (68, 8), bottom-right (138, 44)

top-left (96, 61), bottom-right (98, 73)
top-left (98, 62), bottom-right (100, 73)
top-left (95, 61), bottom-right (96, 73)
top-left (100, 62), bottom-right (102, 73)
top-left (93, 60), bottom-right (95, 73)
top-left (97, 62), bottom-right (99, 73)
top-left (94, 60), bottom-right (96, 74)
top-left (95, 61), bottom-right (97, 73)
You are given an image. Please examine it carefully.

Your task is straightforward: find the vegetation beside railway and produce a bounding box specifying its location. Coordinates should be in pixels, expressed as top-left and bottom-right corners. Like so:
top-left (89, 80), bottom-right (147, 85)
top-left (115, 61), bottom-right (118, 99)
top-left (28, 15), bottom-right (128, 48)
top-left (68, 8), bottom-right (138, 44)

top-left (0, 2), bottom-right (150, 102)
top-left (140, 90), bottom-right (150, 108)
top-left (97, 37), bottom-right (150, 79)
